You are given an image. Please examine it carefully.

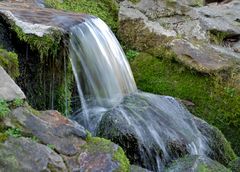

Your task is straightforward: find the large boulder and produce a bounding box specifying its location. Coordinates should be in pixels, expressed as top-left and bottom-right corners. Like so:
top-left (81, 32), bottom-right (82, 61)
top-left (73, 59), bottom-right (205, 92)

top-left (118, 0), bottom-right (240, 74)
top-left (0, 66), bottom-right (25, 101)
top-left (165, 155), bottom-right (231, 172)
top-left (0, 137), bottom-right (67, 172)
top-left (96, 92), bottom-right (236, 171)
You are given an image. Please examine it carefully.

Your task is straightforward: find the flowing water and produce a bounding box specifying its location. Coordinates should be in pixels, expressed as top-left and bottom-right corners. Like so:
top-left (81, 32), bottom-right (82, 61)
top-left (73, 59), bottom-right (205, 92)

top-left (69, 17), bottom-right (208, 171)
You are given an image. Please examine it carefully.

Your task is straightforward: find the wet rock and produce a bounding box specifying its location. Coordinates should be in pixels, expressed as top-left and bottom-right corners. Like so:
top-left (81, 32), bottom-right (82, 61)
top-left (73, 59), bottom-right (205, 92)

top-left (0, 66), bottom-right (25, 101)
top-left (96, 92), bottom-right (208, 171)
top-left (96, 92), bottom-right (236, 171)
top-left (130, 165), bottom-right (152, 172)
top-left (194, 117), bottom-right (237, 166)
top-left (5, 107), bottom-right (87, 156)
top-left (165, 155), bottom-right (230, 172)
top-left (0, 137), bottom-right (67, 172)
top-left (228, 158), bottom-right (240, 172)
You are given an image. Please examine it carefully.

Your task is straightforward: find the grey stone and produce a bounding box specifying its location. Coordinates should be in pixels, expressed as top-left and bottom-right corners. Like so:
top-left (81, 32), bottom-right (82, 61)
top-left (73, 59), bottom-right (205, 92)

top-left (5, 107), bottom-right (87, 156)
top-left (0, 137), bottom-right (67, 172)
top-left (0, 66), bottom-right (25, 101)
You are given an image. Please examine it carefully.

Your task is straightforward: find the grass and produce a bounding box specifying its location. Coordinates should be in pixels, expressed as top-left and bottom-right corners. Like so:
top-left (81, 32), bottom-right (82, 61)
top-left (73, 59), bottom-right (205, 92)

top-left (45, 0), bottom-right (119, 32)
top-left (0, 99), bottom-right (10, 119)
top-left (130, 53), bottom-right (240, 155)
top-left (0, 48), bottom-right (19, 79)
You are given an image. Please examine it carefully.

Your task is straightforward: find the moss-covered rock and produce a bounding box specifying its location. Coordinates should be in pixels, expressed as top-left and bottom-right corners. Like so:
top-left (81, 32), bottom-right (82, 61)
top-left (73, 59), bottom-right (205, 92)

top-left (229, 158), bottom-right (240, 172)
top-left (165, 155), bottom-right (231, 172)
top-left (194, 117), bottom-right (237, 166)
top-left (79, 134), bottom-right (130, 172)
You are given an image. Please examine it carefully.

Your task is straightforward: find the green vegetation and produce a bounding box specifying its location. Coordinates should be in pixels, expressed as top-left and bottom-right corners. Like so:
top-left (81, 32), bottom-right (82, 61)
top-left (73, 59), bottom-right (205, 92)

top-left (84, 133), bottom-right (130, 172)
top-left (0, 48), bottom-right (19, 79)
top-left (55, 61), bottom-right (73, 116)
top-left (45, 0), bottom-right (119, 32)
top-left (129, 0), bottom-right (140, 4)
top-left (208, 30), bottom-right (230, 45)
top-left (130, 52), bottom-right (240, 154)
top-left (5, 128), bottom-right (22, 138)
top-left (11, 98), bottom-right (24, 108)
top-left (0, 99), bottom-right (10, 119)
top-left (47, 144), bottom-right (56, 150)
top-left (12, 25), bottom-right (62, 60)
top-left (126, 49), bottom-right (139, 61)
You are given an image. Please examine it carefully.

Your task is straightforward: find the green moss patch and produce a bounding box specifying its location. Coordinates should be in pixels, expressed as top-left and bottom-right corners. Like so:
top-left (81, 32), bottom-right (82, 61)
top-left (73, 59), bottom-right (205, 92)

top-left (0, 48), bottom-right (19, 79)
top-left (12, 25), bottom-right (62, 60)
top-left (45, 0), bottom-right (119, 32)
top-left (130, 52), bottom-right (240, 154)
top-left (0, 99), bottom-right (10, 119)
top-left (83, 133), bottom-right (130, 172)
top-left (208, 29), bottom-right (230, 45)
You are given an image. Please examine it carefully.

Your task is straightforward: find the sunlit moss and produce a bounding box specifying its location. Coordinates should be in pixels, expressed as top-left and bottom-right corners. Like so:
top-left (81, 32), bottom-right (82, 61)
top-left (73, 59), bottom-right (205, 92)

top-left (130, 52), bottom-right (240, 154)
top-left (45, 0), bottom-right (119, 32)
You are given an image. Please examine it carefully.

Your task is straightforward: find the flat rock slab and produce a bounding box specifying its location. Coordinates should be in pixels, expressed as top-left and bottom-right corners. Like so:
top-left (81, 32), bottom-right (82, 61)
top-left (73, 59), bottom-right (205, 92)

top-left (5, 107), bottom-right (87, 156)
top-left (0, 66), bottom-right (25, 101)
top-left (0, 137), bottom-right (67, 172)
top-left (170, 39), bottom-right (232, 73)
top-left (0, 1), bottom-right (89, 36)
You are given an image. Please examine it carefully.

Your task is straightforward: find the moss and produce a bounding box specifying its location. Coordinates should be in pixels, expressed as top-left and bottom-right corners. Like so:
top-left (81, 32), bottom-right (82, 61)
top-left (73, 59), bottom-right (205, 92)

top-left (0, 133), bottom-right (8, 143)
top-left (12, 25), bottom-right (62, 60)
top-left (83, 134), bottom-right (130, 172)
top-left (55, 60), bottom-right (73, 116)
top-left (208, 30), bottom-right (230, 45)
top-left (130, 52), bottom-right (240, 154)
top-left (212, 126), bottom-right (237, 164)
top-left (0, 48), bottom-right (19, 79)
top-left (113, 147), bottom-right (130, 172)
top-left (228, 158), bottom-right (240, 172)
top-left (129, 0), bottom-right (140, 4)
top-left (45, 0), bottom-right (119, 32)
top-left (0, 99), bottom-right (10, 119)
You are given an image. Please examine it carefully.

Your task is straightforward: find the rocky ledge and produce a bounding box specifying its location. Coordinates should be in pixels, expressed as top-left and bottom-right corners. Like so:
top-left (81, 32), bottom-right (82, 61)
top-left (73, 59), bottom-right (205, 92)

top-left (118, 0), bottom-right (240, 74)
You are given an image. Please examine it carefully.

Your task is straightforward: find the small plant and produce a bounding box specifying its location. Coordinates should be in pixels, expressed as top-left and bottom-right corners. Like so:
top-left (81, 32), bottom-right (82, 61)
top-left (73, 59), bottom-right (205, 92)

top-left (12, 98), bottom-right (24, 107)
top-left (5, 128), bottom-right (22, 138)
top-left (126, 50), bottom-right (139, 61)
top-left (0, 99), bottom-right (10, 118)
top-left (47, 144), bottom-right (56, 150)
top-left (208, 30), bottom-right (230, 45)
top-left (31, 136), bottom-right (40, 142)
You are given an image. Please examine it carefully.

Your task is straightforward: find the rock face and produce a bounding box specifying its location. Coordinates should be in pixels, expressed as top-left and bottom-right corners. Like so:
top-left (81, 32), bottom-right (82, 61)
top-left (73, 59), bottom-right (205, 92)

top-left (2, 106), bottom-right (130, 171)
top-left (165, 155), bottom-right (230, 172)
top-left (0, 66), bottom-right (25, 101)
top-left (0, 137), bottom-right (67, 172)
top-left (96, 92), bottom-right (236, 171)
top-left (118, 0), bottom-right (240, 73)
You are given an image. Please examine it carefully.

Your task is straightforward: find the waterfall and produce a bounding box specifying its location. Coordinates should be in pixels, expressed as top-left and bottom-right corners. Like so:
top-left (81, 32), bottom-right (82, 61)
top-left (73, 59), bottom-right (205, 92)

top-left (69, 16), bottom-right (208, 171)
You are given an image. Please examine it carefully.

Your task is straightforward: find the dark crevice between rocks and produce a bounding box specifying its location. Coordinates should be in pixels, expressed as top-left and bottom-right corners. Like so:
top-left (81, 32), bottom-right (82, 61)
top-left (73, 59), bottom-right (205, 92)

top-left (208, 29), bottom-right (240, 48)
top-left (0, 14), bottom-right (74, 115)
top-left (204, 0), bottom-right (232, 5)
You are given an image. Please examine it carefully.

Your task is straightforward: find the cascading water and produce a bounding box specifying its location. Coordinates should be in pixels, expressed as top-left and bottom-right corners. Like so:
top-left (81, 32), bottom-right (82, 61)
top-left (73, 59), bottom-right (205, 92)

top-left (69, 16), bottom-right (209, 171)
